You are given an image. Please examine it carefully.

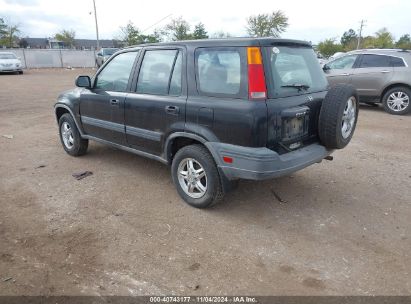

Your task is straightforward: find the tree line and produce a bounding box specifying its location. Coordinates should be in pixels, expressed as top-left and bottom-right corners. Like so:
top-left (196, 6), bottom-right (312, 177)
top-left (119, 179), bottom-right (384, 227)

top-left (2, 12), bottom-right (411, 54)
top-left (0, 12), bottom-right (289, 48)
top-left (117, 12), bottom-right (288, 46)
top-left (317, 28), bottom-right (411, 57)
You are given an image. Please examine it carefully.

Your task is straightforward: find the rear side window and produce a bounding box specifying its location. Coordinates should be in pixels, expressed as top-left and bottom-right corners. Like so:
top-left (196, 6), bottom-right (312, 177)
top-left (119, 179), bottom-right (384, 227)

top-left (359, 54), bottom-right (390, 68)
top-left (137, 50), bottom-right (181, 95)
top-left (196, 48), bottom-right (245, 97)
top-left (390, 56), bottom-right (406, 67)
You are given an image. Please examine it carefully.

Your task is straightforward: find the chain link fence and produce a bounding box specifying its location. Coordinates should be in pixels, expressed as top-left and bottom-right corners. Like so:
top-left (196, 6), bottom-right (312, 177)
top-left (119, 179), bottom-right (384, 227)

top-left (2, 49), bottom-right (97, 68)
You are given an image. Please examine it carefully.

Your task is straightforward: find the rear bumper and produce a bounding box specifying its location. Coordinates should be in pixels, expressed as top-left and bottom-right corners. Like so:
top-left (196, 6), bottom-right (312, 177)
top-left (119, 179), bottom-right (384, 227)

top-left (206, 142), bottom-right (332, 181)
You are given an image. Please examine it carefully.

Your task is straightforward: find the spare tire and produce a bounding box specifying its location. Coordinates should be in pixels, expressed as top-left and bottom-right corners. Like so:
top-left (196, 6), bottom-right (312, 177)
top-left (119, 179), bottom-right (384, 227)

top-left (318, 84), bottom-right (359, 149)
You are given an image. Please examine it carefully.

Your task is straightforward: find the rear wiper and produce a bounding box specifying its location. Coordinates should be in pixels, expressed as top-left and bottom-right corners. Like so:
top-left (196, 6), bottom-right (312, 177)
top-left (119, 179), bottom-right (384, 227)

top-left (281, 84), bottom-right (310, 91)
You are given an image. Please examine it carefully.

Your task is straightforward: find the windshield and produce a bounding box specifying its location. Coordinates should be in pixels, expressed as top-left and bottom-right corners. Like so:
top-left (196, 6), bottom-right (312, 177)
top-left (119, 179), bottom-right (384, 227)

top-left (264, 46), bottom-right (328, 98)
top-left (0, 53), bottom-right (17, 60)
top-left (103, 48), bottom-right (118, 56)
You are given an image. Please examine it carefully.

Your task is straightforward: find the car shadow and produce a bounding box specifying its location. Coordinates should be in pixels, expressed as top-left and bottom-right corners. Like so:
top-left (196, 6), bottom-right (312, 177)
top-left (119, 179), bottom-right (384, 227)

top-left (82, 142), bottom-right (338, 224)
top-left (359, 103), bottom-right (411, 116)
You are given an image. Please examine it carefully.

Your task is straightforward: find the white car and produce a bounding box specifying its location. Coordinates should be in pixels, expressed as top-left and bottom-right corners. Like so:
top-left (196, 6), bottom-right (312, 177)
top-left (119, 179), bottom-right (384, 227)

top-left (0, 52), bottom-right (23, 74)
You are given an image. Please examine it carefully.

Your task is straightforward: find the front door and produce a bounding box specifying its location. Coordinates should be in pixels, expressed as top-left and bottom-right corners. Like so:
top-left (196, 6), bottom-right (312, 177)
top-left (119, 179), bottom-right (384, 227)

top-left (125, 48), bottom-right (186, 156)
top-left (80, 51), bottom-right (139, 145)
top-left (325, 54), bottom-right (359, 87)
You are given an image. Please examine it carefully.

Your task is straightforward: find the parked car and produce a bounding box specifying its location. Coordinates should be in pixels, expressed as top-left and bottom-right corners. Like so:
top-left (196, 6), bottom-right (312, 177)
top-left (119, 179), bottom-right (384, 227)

top-left (0, 52), bottom-right (23, 74)
top-left (316, 52), bottom-right (327, 66)
top-left (328, 52), bottom-right (346, 62)
top-left (323, 49), bottom-right (411, 115)
top-left (95, 48), bottom-right (119, 67)
top-left (54, 38), bottom-right (358, 208)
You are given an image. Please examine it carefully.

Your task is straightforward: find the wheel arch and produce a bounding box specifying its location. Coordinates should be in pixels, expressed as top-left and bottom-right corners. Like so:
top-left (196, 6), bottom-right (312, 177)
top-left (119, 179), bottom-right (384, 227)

top-left (164, 132), bottom-right (211, 164)
top-left (54, 104), bottom-right (85, 136)
top-left (380, 83), bottom-right (411, 102)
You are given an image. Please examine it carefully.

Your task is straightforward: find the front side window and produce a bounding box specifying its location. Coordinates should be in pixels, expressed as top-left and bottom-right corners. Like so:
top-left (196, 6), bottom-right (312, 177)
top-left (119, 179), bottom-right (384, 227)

top-left (136, 50), bottom-right (181, 95)
top-left (328, 55), bottom-right (358, 70)
top-left (359, 54), bottom-right (390, 68)
top-left (95, 51), bottom-right (138, 92)
top-left (196, 49), bottom-right (242, 96)
top-left (264, 46), bottom-right (328, 98)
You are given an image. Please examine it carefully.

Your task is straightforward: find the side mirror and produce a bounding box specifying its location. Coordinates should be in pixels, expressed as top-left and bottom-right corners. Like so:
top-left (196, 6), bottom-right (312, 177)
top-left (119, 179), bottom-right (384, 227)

top-left (75, 75), bottom-right (91, 88)
top-left (322, 64), bottom-right (330, 71)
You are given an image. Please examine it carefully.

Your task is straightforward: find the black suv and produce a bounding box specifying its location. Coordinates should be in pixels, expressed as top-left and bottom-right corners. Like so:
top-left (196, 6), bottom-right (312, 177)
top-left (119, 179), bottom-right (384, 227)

top-left (55, 38), bottom-right (359, 208)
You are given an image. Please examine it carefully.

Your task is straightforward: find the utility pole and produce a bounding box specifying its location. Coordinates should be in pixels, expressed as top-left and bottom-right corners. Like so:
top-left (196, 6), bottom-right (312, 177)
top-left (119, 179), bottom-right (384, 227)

top-left (93, 0), bottom-right (100, 50)
top-left (357, 20), bottom-right (365, 49)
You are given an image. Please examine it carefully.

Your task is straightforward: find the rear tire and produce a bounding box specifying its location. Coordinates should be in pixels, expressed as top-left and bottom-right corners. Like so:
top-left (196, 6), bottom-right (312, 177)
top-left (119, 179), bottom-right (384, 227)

top-left (382, 86), bottom-right (411, 115)
top-left (171, 145), bottom-right (224, 208)
top-left (58, 113), bottom-right (88, 156)
top-left (319, 84), bottom-right (359, 149)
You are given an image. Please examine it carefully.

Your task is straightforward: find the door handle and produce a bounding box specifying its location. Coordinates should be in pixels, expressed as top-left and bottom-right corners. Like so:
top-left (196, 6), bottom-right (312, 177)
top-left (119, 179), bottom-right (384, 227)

top-left (380, 70), bottom-right (391, 73)
top-left (338, 73), bottom-right (350, 76)
top-left (110, 99), bottom-right (119, 105)
top-left (165, 105), bottom-right (179, 115)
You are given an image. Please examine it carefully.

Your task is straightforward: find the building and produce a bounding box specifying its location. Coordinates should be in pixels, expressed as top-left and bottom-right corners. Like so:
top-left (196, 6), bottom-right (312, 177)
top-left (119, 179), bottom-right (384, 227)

top-left (18, 37), bottom-right (123, 50)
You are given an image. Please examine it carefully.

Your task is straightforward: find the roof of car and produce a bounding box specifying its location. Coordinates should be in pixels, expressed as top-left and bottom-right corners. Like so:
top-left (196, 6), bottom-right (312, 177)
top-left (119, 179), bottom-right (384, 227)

top-left (123, 37), bottom-right (312, 50)
top-left (347, 48), bottom-right (410, 56)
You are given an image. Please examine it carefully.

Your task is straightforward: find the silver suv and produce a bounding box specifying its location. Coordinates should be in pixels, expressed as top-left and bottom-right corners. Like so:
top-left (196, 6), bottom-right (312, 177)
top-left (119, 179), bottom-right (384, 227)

top-left (323, 49), bottom-right (411, 115)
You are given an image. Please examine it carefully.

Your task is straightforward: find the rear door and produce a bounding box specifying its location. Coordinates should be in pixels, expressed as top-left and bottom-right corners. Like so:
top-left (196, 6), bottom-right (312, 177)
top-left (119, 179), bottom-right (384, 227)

top-left (350, 54), bottom-right (394, 99)
top-left (324, 54), bottom-right (359, 87)
top-left (80, 51), bottom-right (139, 145)
top-left (263, 45), bottom-right (329, 153)
top-left (124, 47), bottom-right (186, 155)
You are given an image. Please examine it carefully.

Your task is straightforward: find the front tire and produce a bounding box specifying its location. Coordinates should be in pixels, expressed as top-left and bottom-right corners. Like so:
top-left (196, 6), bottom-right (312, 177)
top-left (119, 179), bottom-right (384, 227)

top-left (58, 113), bottom-right (88, 156)
top-left (171, 145), bottom-right (224, 208)
top-left (382, 86), bottom-right (411, 115)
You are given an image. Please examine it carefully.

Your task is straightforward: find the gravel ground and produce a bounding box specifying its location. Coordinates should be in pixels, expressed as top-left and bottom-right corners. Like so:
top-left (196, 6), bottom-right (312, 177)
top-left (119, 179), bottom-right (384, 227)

top-left (0, 69), bottom-right (410, 296)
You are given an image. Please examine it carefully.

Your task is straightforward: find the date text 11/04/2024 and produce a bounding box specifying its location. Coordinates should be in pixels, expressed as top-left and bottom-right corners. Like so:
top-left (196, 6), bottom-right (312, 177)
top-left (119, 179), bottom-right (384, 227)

top-left (149, 296), bottom-right (257, 303)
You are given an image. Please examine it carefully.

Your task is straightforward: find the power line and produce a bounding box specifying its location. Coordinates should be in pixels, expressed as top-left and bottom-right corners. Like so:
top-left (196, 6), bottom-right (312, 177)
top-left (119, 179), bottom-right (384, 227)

top-left (357, 19), bottom-right (366, 49)
top-left (141, 14), bottom-right (173, 33)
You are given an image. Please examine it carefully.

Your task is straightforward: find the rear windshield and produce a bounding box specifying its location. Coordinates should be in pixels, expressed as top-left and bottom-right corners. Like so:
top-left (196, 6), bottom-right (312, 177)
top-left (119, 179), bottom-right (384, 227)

top-left (264, 46), bottom-right (328, 98)
top-left (0, 53), bottom-right (17, 59)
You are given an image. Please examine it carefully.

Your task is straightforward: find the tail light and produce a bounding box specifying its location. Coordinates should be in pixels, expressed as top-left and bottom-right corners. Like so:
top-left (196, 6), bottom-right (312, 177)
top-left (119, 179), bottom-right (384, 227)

top-left (247, 47), bottom-right (267, 100)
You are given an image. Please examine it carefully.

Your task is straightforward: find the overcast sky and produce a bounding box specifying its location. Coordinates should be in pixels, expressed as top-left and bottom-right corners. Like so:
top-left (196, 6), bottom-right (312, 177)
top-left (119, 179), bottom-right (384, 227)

top-left (1, 0), bottom-right (410, 43)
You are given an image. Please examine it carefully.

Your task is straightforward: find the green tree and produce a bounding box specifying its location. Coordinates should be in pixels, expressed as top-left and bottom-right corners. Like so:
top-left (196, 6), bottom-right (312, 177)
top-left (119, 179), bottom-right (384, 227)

top-left (164, 17), bottom-right (192, 41)
top-left (211, 31), bottom-right (233, 38)
top-left (317, 38), bottom-right (344, 57)
top-left (340, 29), bottom-right (357, 50)
top-left (120, 21), bottom-right (141, 45)
top-left (0, 18), bottom-right (7, 37)
top-left (163, 17), bottom-right (192, 41)
top-left (192, 23), bottom-right (208, 39)
top-left (246, 11), bottom-right (288, 37)
top-left (2, 24), bottom-right (21, 48)
top-left (373, 28), bottom-right (394, 48)
top-left (396, 34), bottom-right (411, 49)
top-left (119, 21), bottom-right (160, 46)
top-left (55, 29), bottom-right (76, 48)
